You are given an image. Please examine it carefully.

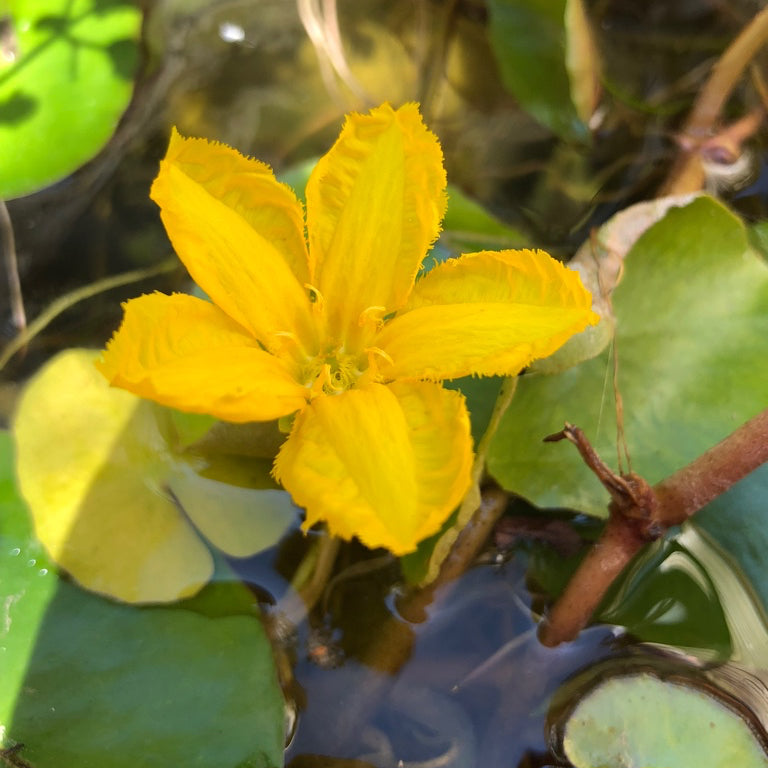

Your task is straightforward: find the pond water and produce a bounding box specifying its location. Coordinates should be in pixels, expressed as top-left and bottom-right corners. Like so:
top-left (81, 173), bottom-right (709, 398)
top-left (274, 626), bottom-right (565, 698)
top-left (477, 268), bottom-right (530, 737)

top-left (2, 1), bottom-right (768, 767)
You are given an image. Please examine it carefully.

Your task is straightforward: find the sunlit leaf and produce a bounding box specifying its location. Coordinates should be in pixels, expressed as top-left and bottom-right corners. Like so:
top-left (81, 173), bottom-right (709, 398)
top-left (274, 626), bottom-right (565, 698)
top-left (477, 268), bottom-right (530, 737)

top-left (488, 196), bottom-right (768, 516)
top-left (487, 0), bottom-right (599, 141)
top-left (563, 673), bottom-right (768, 768)
top-left (12, 349), bottom-right (296, 603)
top-left (0, 0), bottom-right (141, 198)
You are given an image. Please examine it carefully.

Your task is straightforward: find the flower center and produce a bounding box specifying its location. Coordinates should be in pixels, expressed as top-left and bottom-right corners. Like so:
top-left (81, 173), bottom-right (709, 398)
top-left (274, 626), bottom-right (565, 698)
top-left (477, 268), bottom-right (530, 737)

top-left (302, 350), bottom-right (365, 396)
top-left (297, 286), bottom-right (393, 397)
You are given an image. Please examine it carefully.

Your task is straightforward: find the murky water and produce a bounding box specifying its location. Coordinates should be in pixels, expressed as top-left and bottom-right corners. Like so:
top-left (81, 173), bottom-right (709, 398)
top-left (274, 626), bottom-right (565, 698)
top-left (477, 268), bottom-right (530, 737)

top-left (3, 1), bottom-right (768, 766)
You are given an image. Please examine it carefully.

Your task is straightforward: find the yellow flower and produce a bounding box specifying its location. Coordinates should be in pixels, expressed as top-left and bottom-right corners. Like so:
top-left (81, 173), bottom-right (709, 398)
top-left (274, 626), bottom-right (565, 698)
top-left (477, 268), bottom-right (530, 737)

top-left (98, 103), bottom-right (598, 555)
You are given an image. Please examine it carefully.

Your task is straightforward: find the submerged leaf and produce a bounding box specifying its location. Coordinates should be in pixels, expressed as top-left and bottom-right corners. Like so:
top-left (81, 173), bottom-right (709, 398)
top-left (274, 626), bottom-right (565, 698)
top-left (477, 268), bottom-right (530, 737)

top-left (563, 673), bottom-right (768, 768)
top-left (487, 0), bottom-right (598, 140)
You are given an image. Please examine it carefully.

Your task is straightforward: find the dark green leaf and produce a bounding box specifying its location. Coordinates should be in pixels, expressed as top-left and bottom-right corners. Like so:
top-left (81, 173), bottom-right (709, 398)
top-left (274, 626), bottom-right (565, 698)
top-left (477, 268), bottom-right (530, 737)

top-left (487, 0), bottom-right (596, 141)
top-left (0, 429), bottom-right (286, 767)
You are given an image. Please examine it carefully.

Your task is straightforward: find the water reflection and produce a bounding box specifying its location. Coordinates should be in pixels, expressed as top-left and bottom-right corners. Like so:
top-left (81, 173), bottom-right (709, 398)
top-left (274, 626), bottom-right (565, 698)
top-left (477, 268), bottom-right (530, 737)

top-left (284, 558), bottom-right (618, 767)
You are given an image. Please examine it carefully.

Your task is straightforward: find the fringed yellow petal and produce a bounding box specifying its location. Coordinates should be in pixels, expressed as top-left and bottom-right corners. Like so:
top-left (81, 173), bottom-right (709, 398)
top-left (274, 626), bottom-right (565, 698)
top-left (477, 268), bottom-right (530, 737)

top-left (161, 127), bottom-right (310, 282)
top-left (273, 382), bottom-right (472, 555)
top-left (375, 249), bottom-right (599, 380)
top-left (305, 103), bottom-right (447, 339)
top-left (97, 293), bottom-right (308, 423)
top-left (152, 130), bottom-right (315, 353)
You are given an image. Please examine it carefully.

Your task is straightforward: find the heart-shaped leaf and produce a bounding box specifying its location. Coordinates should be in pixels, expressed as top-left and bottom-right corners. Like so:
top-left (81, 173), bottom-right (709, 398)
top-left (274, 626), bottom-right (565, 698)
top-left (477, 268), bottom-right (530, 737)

top-left (487, 196), bottom-right (768, 517)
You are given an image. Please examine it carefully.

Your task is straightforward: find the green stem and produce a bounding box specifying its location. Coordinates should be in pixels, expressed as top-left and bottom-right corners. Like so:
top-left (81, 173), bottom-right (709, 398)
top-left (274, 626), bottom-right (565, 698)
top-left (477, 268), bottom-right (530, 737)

top-left (0, 259), bottom-right (177, 372)
top-left (279, 529), bottom-right (341, 627)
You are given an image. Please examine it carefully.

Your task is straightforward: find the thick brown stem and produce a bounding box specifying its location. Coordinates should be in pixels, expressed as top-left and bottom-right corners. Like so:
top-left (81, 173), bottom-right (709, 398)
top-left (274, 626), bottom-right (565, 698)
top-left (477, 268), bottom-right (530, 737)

top-left (654, 408), bottom-right (768, 525)
top-left (539, 407), bottom-right (768, 647)
top-left (539, 511), bottom-right (646, 647)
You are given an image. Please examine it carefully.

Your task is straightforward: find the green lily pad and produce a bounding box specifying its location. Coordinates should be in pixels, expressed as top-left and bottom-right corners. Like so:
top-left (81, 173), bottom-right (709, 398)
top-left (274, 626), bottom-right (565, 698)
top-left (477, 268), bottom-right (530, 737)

top-left (0, 429), bottom-right (58, 731)
top-left (0, 0), bottom-right (141, 199)
top-left (12, 349), bottom-right (297, 603)
top-left (0, 432), bottom-right (286, 768)
top-left (486, 0), bottom-right (599, 141)
top-left (563, 673), bottom-right (768, 768)
top-left (487, 196), bottom-right (768, 517)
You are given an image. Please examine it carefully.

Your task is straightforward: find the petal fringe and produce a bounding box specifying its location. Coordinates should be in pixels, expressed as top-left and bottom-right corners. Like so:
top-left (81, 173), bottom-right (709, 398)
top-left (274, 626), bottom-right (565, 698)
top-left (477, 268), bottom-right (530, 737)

top-left (98, 293), bottom-right (308, 423)
top-left (375, 249), bottom-right (599, 380)
top-left (305, 103), bottom-right (447, 343)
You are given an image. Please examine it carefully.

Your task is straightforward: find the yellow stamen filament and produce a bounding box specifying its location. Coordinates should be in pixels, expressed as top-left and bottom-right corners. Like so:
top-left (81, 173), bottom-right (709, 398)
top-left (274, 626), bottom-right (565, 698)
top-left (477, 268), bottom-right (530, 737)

top-left (304, 283), bottom-right (325, 315)
top-left (358, 305), bottom-right (387, 328)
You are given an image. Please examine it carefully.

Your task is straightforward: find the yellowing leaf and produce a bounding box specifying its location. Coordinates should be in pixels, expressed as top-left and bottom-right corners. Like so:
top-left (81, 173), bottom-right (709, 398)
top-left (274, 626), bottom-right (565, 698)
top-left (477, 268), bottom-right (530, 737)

top-left (14, 349), bottom-right (212, 603)
top-left (13, 349), bottom-right (297, 603)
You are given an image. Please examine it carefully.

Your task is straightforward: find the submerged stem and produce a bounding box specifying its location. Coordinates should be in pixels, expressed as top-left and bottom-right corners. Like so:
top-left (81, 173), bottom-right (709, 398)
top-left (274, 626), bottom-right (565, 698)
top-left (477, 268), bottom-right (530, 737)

top-left (279, 529), bottom-right (341, 628)
top-left (660, 6), bottom-right (768, 194)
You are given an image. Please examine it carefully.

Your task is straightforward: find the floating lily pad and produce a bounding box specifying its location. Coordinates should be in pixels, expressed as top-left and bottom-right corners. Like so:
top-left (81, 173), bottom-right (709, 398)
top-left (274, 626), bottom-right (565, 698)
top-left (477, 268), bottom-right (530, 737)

top-left (13, 349), bottom-right (297, 603)
top-left (0, 0), bottom-right (141, 198)
top-left (487, 196), bottom-right (768, 517)
top-left (563, 673), bottom-right (768, 768)
top-left (0, 430), bottom-right (286, 768)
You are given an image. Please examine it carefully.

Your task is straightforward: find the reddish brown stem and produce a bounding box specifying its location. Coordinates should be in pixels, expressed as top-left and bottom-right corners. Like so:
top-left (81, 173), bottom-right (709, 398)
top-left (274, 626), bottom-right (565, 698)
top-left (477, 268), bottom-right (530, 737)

top-left (539, 407), bottom-right (768, 647)
top-left (654, 408), bottom-right (768, 525)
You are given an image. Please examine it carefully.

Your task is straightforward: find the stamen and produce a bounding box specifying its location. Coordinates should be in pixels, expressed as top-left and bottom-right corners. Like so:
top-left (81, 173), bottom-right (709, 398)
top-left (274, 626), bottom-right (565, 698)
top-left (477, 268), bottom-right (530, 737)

top-left (305, 283), bottom-right (325, 315)
top-left (358, 305), bottom-right (387, 328)
top-left (361, 346), bottom-right (393, 383)
top-left (365, 346), bottom-right (394, 366)
top-left (309, 363), bottom-right (332, 398)
top-left (269, 330), bottom-right (308, 365)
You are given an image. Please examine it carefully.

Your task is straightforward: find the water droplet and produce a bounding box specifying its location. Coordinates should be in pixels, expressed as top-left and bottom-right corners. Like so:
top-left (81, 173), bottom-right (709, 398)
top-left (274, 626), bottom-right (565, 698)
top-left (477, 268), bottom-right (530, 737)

top-left (38, 568), bottom-right (48, 577)
top-left (26, 558), bottom-right (36, 567)
top-left (219, 21), bottom-right (245, 43)
top-left (9, 547), bottom-right (20, 556)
